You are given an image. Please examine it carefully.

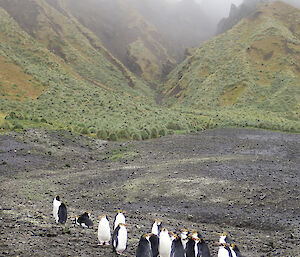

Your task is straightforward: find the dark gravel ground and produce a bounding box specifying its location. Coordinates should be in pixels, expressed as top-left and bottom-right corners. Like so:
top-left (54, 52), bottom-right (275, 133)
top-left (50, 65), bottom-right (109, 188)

top-left (0, 128), bottom-right (299, 256)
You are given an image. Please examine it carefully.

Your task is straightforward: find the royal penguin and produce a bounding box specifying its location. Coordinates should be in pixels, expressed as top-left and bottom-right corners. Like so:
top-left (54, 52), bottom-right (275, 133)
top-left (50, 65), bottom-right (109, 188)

top-left (112, 223), bottom-right (128, 255)
top-left (136, 234), bottom-right (152, 257)
top-left (186, 235), bottom-right (197, 257)
top-left (75, 212), bottom-right (93, 228)
top-left (170, 234), bottom-right (185, 257)
top-left (217, 234), bottom-right (236, 257)
top-left (231, 244), bottom-right (243, 257)
top-left (151, 219), bottom-right (162, 236)
top-left (180, 228), bottom-right (189, 251)
top-left (114, 210), bottom-right (126, 229)
top-left (97, 215), bottom-right (111, 246)
top-left (149, 233), bottom-right (159, 257)
top-left (53, 196), bottom-right (67, 224)
top-left (197, 237), bottom-right (211, 257)
top-left (159, 227), bottom-right (172, 257)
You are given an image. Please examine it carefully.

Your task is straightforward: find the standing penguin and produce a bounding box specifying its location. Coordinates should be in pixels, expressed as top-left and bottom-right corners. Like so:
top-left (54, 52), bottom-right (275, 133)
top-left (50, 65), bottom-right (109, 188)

top-left (114, 210), bottom-right (126, 229)
top-left (186, 236), bottom-right (197, 257)
top-left (112, 223), bottom-right (128, 255)
top-left (170, 234), bottom-right (185, 257)
top-left (151, 219), bottom-right (162, 236)
top-left (217, 234), bottom-right (236, 257)
top-left (75, 212), bottom-right (93, 228)
top-left (98, 215), bottom-right (111, 246)
top-left (53, 196), bottom-right (67, 224)
top-left (180, 228), bottom-right (189, 251)
top-left (197, 237), bottom-right (211, 257)
top-left (231, 244), bottom-right (243, 257)
top-left (159, 228), bottom-right (172, 257)
top-left (149, 233), bottom-right (159, 257)
top-left (136, 234), bottom-right (152, 257)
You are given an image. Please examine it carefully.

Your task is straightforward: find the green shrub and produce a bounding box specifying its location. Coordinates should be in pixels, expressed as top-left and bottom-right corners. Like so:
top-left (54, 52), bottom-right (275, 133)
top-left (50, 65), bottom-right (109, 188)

top-left (131, 132), bottom-right (142, 141)
top-left (166, 121), bottom-right (182, 130)
top-left (109, 133), bottom-right (118, 141)
top-left (13, 122), bottom-right (24, 130)
top-left (97, 129), bottom-right (108, 139)
top-left (159, 128), bottom-right (166, 136)
top-left (141, 130), bottom-right (149, 140)
top-left (81, 127), bottom-right (89, 134)
top-left (0, 121), bottom-right (12, 130)
top-left (150, 128), bottom-right (158, 138)
top-left (117, 129), bottom-right (130, 140)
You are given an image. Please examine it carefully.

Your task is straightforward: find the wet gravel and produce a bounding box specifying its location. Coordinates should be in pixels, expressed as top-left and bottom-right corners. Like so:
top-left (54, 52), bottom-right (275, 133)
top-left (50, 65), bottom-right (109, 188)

top-left (0, 128), bottom-right (299, 256)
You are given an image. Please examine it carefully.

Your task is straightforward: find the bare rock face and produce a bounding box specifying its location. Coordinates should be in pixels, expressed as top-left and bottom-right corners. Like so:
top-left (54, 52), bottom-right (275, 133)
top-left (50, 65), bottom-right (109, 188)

top-left (217, 0), bottom-right (264, 35)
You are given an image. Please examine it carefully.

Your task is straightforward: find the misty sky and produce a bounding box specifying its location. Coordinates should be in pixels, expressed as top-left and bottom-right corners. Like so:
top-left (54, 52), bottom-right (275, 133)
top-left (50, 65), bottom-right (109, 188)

top-left (168, 0), bottom-right (244, 19)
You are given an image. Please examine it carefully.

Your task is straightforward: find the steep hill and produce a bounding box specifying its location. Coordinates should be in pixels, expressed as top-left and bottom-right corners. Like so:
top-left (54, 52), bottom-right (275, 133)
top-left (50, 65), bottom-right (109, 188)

top-left (162, 1), bottom-right (300, 132)
top-left (43, 0), bottom-right (215, 83)
top-left (44, 0), bottom-right (177, 83)
top-left (0, 1), bottom-right (210, 139)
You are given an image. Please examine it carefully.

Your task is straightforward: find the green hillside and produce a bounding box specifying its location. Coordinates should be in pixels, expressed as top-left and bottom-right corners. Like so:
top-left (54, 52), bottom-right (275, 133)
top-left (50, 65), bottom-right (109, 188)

top-left (44, 0), bottom-right (177, 83)
top-left (162, 1), bottom-right (300, 132)
top-left (0, 2), bottom-right (210, 140)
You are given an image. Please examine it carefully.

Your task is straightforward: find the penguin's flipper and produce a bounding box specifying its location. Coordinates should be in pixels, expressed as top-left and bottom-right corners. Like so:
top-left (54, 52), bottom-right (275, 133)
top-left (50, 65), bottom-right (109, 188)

top-left (58, 203), bottom-right (67, 224)
top-left (112, 225), bottom-right (120, 252)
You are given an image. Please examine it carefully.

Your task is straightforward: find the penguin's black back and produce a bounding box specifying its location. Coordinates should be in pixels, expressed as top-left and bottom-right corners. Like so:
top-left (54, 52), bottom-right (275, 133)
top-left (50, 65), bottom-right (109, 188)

top-left (112, 225), bottom-right (120, 252)
top-left (186, 238), bottom-right (196, 257)
top-left (136, 237), bottom-right (152, 257)
top-left (171, 237), bottom-right (185, 257)
top-left (77, 212), bottom-right (93, 228)
top-left (149, 234), bottom-right (159, 257)
top-left (58, 203), bottom-right (67, 224)
top-left (198, 239), bottom-right (211, 257)
top-left (232, 245), bottom-right (243, 257)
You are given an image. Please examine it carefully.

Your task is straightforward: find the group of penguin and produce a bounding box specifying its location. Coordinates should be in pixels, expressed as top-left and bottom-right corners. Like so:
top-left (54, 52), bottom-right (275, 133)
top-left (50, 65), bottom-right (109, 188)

top-left (53, 196), bottom-right (243, 257)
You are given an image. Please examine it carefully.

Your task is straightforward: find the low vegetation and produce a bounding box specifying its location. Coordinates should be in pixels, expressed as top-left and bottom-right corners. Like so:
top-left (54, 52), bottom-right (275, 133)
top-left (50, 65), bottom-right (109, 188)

top-left (0, 1), bottom-right (299, 140)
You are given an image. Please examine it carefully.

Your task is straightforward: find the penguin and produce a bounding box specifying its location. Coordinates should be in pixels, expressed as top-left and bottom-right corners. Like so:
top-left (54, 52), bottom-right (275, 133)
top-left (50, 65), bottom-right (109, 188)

top-left (75, 212), bottom-right (93, 228)
top-left (114, 210), bottom-right (126, 229)
top-left (98, 215), bottom-right (111, 246)
top-left (53, 196), bottom-right (67, 224)
top-left (170, 234), bottom-right (185, 257)
top-left (149, 233), bottom-right (159, 257)
top-left (151, 219), bottom-right (162, 236)
top-left (197, 237), bottom-right (211, 257)
top-left (186, 236), bottom-right (197, 257)
top-left (217, 234), bottom-right (235, 257)
top-left (112, 223), bottom-right (128, 255)
top-left (136, 234), bottom-right (152, 257)
top-left (159, 227), bottom-right (172, 257)
top-left (180, 228), bottom-right (189, 251)
top-left (231, 244), bottom-right (243, 257)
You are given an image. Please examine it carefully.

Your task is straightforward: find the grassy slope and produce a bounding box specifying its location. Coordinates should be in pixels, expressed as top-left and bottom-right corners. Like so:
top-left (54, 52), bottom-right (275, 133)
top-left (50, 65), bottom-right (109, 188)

top-left (162, 2), bottom-right (300, 132)
top-left (45, 0), bottom-right (176, 83)
top-left (0, 4), bottom-right (209, 139)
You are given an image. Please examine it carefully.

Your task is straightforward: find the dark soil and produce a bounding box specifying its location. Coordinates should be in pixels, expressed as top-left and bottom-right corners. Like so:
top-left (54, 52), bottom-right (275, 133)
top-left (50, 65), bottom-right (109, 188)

top-left (0, 128), bottom-right (299, 256)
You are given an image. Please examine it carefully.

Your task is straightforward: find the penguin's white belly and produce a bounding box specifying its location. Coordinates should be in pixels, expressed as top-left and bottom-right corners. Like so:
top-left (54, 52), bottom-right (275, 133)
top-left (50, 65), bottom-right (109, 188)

top-left (159, 238), bottom-right (172, 257)
top-left (194, 241), bottom-right (199, 257)
top-left (114, 214), bottom-right (125, 229)
top-left (53, 200), bottom-right (60, 223)
top-left (98, 220), bottom-right (111, 242)
top-left (230, 247), bottom-right (237, 257)
top-left (218, 247), bottom-right (230, 257)
top-left (116, 228), bottom-right (127, 252)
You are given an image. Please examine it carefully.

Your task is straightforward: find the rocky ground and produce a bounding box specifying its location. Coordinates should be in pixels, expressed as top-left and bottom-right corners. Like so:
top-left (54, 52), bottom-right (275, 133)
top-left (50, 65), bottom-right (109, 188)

top-left (0, 128), bottom-right (299, 256)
